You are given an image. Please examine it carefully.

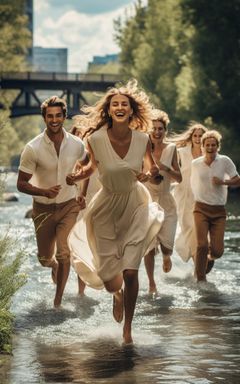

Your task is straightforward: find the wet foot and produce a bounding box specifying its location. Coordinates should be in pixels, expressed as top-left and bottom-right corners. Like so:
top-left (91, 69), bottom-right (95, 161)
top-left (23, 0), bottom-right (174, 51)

top-left (113, 289), bottom-right (124, 323)
top-left (123, 329), bottom-right (133, 345)
top-left (162, 255), bottom-right (172, 273)
top-left (197, 277), bottom-right (207, 283)
top-left (148, 285), bottom-right (157, 295)
top-left (54, 295), bottom-right (62, 308)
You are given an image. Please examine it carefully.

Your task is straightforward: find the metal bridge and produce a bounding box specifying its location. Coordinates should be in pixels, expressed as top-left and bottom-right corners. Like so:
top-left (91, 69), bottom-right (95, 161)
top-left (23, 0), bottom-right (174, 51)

top-left (0, 71), bottom-right (123, 118)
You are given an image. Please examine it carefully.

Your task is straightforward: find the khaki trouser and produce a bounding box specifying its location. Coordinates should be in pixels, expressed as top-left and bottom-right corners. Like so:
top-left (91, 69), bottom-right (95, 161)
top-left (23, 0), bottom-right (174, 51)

top-left (193, 201), bottom-right (226, 280)
top-left (32, 199), bottom-right (80, 266)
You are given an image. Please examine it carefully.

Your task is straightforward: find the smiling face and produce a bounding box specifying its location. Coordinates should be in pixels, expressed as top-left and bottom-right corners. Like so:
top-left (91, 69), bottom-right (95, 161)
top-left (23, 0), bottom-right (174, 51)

top-left (191, 128), bottom-right (204, 146)
top-left (108, 94), bottom-right (133, 124)
top-left (151, 120), bottom-right (165, 141)
top-left (203, 137), bottom-right (219, 156)
top-left (44, 106), bottom-right (65, 135)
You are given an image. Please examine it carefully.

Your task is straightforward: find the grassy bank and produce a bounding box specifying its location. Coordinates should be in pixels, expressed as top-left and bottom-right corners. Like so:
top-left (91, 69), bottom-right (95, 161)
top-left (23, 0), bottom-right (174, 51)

top-left (0, 232), bottom-right (27, 355)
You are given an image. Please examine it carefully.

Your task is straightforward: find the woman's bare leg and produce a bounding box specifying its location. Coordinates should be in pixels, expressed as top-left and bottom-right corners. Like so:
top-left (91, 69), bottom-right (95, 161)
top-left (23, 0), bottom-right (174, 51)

top-left (160, 244), bottom-right (172, 273)
top-left (104, 274), bottom-right (124, 324)
top-left (144, 248), bottom-right (157, 293)
top-left (77, 276), bottom-right (86, 296)
top-left (104, 271), bottom-right (139, 344)
top-left (122, 269), bottom-right (139, 344)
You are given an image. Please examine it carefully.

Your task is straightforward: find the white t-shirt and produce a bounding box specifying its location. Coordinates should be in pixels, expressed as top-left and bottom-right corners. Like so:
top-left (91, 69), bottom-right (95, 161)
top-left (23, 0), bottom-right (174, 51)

top-left (191, 154), bottom-right (238, 205)
top-left (19, 128), bottom-right (86, 204)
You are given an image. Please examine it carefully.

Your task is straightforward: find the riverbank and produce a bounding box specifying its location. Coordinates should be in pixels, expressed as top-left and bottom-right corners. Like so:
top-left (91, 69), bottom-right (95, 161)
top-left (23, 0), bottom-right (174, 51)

top-left (0, 355), bottom-right (11, 383)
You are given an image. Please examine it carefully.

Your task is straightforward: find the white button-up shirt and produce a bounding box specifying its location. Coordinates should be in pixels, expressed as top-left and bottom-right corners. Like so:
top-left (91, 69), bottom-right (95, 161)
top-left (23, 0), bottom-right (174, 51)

top-left (191, 154), bottom-right (238, 205)
top-left (19, 128), bottom-right (86, 204)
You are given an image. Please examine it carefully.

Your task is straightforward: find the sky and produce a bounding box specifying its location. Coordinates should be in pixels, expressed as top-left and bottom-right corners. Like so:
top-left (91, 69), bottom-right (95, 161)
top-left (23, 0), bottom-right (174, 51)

top-left (34, 0), bottom-right (147, 73)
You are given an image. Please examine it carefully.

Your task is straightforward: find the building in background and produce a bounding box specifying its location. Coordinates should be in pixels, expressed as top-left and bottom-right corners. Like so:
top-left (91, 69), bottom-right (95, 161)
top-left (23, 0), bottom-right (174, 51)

top-left (32, 47), bottom-right (68, 72)
top-left (25, 0), bottom-right (33, 66)
top-left (23, 1), bottom-right (68, 72)
top-left (88, 54), bottom-right (119, 70)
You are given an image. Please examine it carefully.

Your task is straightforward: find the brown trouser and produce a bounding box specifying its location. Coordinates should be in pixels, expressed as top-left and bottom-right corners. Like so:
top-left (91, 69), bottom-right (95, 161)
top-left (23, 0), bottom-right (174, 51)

top-left (193, 201), bottom-right (226, 280)
top-left (32, 199), bottom-right (80, 266)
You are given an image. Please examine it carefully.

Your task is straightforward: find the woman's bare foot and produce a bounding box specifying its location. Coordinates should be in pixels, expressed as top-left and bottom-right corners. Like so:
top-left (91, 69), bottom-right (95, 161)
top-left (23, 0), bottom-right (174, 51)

top-left (149, 284), bottom-right (157, 294)
top-left (54, 294), bottom-right (62, 308)
top-left (78, 276), bottom-right (86, 296)
top-left (113, 289), bottom-right (124, 323)
top-left (162, 255), bottom-right (172, 273)
top-left (123, 328), bottom-right (133, 345)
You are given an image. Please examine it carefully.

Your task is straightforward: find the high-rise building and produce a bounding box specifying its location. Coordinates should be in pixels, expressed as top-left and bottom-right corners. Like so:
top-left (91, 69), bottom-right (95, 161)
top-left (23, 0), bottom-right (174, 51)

top-left (23, 1), bottom-right (68, 72)
top-left (33, 47), bottom-right (68, 73)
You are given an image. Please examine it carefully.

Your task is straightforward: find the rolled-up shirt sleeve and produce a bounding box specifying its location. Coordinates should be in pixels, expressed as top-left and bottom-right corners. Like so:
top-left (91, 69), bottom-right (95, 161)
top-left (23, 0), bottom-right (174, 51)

top-left (224, 157), bottom-right (238, 179)
top-left (18, 145), bottom-right (36, 175)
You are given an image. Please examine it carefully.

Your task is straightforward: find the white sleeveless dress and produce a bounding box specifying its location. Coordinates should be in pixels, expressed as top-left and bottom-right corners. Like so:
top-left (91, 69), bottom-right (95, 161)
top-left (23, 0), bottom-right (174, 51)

top-left (68, 126), bottom-right (164, 288)
top-left (173, 145), bottom-right (196, 262)
top-left (145, 143), bottom-right (177, 250)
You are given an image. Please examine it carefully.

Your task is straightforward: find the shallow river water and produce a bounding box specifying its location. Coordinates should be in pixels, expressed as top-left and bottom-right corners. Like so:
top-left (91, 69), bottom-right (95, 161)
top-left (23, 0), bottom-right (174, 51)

top-left (1, 173), bottom-right (240, 384)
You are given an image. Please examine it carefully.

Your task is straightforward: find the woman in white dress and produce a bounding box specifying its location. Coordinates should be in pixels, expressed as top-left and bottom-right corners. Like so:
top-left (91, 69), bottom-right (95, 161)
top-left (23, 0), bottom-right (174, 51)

top-left (172, 122), bottom-right (208, 263)
top-left (144, 109), bottom-right (182, 294)
top-left (66, 80), bottom-right (164, 344)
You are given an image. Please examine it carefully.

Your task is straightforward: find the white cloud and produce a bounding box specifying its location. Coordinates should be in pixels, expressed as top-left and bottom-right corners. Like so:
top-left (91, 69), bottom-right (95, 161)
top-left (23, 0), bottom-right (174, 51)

top-left (34, 1), bottom-right (146, 72)
top-left (34, 0), bottom-right (50, 13)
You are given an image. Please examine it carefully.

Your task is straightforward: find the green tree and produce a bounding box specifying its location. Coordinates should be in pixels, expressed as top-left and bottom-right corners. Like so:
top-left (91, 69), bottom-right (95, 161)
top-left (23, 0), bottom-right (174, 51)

top-left (182, 0), bottom-right (240, 130)
top-left (114, 0), bottom-right (147, 78)
top-left (0, 0), bottom-right (31, 166)
top-left (115, 0), bottom-right (195, 124)
top-left (0, 0), bottom-right (31, 76)
top-left (115, 0), bottom-right (240, 166)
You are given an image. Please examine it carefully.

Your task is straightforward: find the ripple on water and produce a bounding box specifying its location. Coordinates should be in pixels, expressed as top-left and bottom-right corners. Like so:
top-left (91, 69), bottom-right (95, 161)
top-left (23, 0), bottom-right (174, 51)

top-left (2, 182), bottom-right (240, 383)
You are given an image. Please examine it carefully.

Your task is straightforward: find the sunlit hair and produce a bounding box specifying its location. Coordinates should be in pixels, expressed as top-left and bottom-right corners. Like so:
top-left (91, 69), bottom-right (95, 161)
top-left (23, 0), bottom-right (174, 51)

top-left (70, 114), bottom-right (92, 137)
top-left (41, 95), bottom-right (67, 118)
top-left (201, 130), bottom-right (222, 150)
top-left (151, 109), bottom-right (170, 131)
top-left (82, 79), bottom-right (153, 137)
top-left (169, 121), bottom-right (208, 148)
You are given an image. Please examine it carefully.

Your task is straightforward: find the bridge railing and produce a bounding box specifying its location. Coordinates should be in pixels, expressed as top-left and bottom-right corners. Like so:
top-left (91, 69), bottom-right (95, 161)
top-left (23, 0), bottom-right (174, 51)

top-left (0, 71), bottom-right (123, 83)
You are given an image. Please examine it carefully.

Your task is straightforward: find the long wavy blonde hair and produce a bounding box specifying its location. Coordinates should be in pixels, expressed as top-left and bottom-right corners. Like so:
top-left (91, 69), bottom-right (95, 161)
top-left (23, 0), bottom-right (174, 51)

top-left (169, 121), bottom-right (208, 148)
top-left (82, 79), bottom-right (153, 137)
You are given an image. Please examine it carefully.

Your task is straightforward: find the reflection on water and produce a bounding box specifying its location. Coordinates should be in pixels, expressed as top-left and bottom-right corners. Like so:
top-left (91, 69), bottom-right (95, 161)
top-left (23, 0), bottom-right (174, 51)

top-left (1, 175), bottom-right (240, 383)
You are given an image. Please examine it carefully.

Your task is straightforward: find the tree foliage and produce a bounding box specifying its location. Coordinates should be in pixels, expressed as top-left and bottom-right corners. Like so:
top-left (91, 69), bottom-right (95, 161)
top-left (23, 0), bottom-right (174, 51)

top-left (0, 0), bottom-right (32, 167)
top-left (182, 0), bottom-right (240, 130)
top-left (115, 0), bottom-right (197, 122)
top-left (114, 0), bottom-right (240, 165)
top-left (0, 0), bottom-right (31, 72)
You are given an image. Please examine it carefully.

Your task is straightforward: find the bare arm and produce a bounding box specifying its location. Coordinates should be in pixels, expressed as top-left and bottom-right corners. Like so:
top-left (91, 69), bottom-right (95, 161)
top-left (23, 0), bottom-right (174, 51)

top-left (17, 170), bottom-right (61, 198)
top-left (81, 178), bottom-right (90, 197)
top-left (66, 140), bottom-right (97, 185)
top-left (144, 139), bottom-right (159, 176)
top-left (159, 147), bottom-right (182, 183)
top-left (212, 175), bottom-right (240, 187)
